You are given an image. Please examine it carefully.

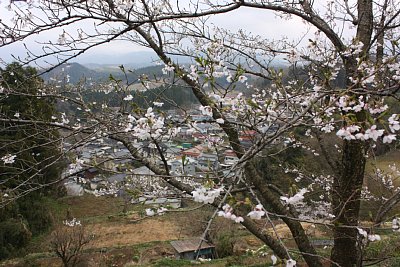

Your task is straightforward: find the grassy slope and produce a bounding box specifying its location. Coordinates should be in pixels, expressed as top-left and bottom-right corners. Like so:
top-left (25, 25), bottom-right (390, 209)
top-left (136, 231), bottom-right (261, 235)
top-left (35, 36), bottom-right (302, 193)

top-left (2, 149), bottom-right (400, 267)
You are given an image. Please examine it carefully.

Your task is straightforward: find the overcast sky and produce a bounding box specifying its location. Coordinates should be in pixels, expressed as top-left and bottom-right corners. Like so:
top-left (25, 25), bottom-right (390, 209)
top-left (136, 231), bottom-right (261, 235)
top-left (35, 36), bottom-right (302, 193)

top-left (0, 2), bottom-right (315, 66)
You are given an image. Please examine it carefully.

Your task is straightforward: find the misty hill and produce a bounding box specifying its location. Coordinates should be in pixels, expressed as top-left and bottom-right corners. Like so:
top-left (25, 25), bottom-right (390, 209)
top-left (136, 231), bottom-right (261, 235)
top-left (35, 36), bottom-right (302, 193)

top-left (75, 50), bottom-right (191, 67)
top-left (75, 51), bottom-right (159, 66)
top-left (41, 62), bottom-right (108, 84)
top-left (41, 63), bottom-right (166, 85)
top-left (40, 62), bottom-right (281, 99)
top-left (84, 84), bottom-right (199, 110)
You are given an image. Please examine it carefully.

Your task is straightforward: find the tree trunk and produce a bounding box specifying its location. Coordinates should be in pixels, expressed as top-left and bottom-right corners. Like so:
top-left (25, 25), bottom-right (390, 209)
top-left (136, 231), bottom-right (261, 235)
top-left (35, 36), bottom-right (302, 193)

top-left (331, 140), bottom-right (366, 267)
top-left (134, 21), bottom-right (322, 267)
top-left (244, 163), bottom-right (323, 267)
top-left (330, 1), bottom-right (372, 265)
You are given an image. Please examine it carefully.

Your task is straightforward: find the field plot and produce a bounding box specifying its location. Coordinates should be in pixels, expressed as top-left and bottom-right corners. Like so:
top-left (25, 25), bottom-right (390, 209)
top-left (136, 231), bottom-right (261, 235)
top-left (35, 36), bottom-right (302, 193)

top-left (2, 183), bottom-right (400, 267)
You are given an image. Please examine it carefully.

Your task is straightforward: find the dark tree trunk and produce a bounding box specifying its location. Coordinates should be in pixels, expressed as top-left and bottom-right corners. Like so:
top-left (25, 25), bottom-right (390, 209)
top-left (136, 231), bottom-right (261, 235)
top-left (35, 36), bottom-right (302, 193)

top-left (330, 1), bottom-right (372, 266)
top-left (331, 140), bottom-right (366, 267)
top-left (244, 163), bottom-right (323, 267)
top-left (133, 26), bottom-right (322, 266)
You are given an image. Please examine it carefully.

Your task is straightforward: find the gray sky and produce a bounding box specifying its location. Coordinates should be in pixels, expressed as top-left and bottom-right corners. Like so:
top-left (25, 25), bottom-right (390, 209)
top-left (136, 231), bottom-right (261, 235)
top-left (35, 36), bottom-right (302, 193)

top-left (0, 2), bottom-right (316, 66)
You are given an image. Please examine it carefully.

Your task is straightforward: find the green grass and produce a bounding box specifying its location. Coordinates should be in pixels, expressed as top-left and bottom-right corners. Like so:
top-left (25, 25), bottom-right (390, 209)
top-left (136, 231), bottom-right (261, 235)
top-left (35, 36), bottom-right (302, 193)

top-left (43, 196), bottom-right (69, 219)
top-left (149, 256), bottom-right (271, 267)
top-left (152, 258), bottom-right (194, 267)
top-left (25, 197), bottom-right (69, 253)
top-left (366, 150), bottom-right (400, 177)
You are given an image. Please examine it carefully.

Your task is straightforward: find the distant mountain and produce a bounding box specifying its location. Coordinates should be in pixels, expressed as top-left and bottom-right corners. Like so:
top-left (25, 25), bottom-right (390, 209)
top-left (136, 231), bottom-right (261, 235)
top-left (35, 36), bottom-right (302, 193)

top-left (82, 64), bottom-right (166, 80)
top-left (40, 62), bottom-right (167, 85)
top-left (40, 59), bottom-right (286, 88)
top-left (75, 51), bottom-right (159, 67)
top-left (41, 62), bottom-right (108, 84)
top-left (121, 65), bottom-right (165, 80)
top-left (81, 64), bottom-right (124, 74)
top-left (75, 51), bottom-right (191, 68)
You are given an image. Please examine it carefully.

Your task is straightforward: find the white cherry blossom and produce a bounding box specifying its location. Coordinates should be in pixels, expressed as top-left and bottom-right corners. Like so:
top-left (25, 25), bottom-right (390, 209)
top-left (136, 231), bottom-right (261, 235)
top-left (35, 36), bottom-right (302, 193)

top-left (238, 75), bottom-right (248, 83)
top-left (281, 188), bottom-right (308, 205)
top-left (1, 154), bottom-right (17, 164)
top-left (383, 135), bottom-right (396, 144)
top-left (286, 259), bottom-right (297, 267)
top-left (64, 218), bottom-right (81, 227)
top-left (192, 186), bottom-right (223, 204)
top-left (247, 204), bottom-right (266, 220)
top-left (389, 114), bottom-right (400, 132)
top-left (124, 95), bottom-right (133, 101)
top-left (365, 125), bottom-right (384, 141)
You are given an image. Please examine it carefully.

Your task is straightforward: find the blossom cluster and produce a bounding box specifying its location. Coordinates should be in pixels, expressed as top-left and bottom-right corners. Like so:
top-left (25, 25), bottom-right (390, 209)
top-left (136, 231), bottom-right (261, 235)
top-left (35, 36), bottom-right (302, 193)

top-left (63, 218), bottom-right (81, 227)
top-left (313, 94), bottom-right (399, 144)
top-left (246, 245), bottom-right (270, 257)
top-left (199, 105), bottom-right (213, 117)
top-left (145, 207), bottom-right (168, 216)
top-left (123, 107), bottom-right (165, 140)
top-left (217, 204), bottom-right (244, 223)
top-left (280, 188), bottom-right (308, 205)
top-left (67, 158), bottom-right (85, 175)
top-left (192, 186), bottom-right (223, 204)
top-left (357, 228), bottom-right (381, 242)
top-left (392, 218), bottom-right (400, 232)
top-left (162, 63), bottom-right (175, 75)
top-left (92, 185), bottom-right (119, 197)
top-left (336, 124), bottom-right (397, 143)
top-left (1, 154), bottom-right (16, 164)
top-left (54, 112), bottom-right (70, 126)
top-left (247, 204), bottom-right (266, 220)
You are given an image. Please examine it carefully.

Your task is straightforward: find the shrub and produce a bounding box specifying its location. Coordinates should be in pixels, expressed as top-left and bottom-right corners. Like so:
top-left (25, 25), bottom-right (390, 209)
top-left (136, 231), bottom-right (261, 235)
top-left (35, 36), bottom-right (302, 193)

top-left (0, 218), bottom-right (32, 260)
top-left (214, 232), bottom-right (236, 258)
top-left (50, 221), bottom-right (92, 267)
top-left (18, 197), bottom-right (54, 235)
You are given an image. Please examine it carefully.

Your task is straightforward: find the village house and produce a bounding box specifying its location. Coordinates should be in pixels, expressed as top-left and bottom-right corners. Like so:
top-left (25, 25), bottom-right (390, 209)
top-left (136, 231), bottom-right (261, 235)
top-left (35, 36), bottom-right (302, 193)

top-left (170, 238), bottom-right (215, 260)
top-left (168, 158), bottom-right (196, 176)
top-left (196, 153), bottom-right (219, 171)
top-left (224, 149), bottom-right (239, 165)
top-left (181, 144), bottom-right (204, 158)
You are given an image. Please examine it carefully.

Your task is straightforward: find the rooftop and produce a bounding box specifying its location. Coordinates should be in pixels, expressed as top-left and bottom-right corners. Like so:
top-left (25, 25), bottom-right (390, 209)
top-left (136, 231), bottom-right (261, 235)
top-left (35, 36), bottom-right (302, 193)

top-left (170, 238), bottom-right (215, 253)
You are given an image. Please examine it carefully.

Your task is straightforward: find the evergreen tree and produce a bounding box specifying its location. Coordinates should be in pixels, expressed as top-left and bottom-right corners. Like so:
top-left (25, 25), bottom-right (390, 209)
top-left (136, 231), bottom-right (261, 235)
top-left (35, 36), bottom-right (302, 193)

top-left (0, 63), bottom-right (63, 259)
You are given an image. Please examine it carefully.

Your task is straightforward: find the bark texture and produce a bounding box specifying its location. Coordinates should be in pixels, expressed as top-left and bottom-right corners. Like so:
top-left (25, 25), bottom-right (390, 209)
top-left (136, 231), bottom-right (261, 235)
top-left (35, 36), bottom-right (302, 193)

top-left (330, 1), bottom-right (373, 266)
top-left (331, 140), bottom-right (366, 267)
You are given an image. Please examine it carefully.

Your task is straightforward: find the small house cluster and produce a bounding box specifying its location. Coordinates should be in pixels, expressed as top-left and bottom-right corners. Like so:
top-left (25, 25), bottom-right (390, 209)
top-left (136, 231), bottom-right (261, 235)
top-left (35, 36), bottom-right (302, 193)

top-left (63, 104), bottom-right (278, 206)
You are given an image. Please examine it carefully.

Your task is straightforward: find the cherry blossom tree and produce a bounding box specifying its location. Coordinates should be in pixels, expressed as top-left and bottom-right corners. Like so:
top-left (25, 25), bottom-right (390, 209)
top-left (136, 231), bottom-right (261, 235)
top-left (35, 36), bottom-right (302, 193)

top-left (51, 218), bottom-right (92, 267)
top-left (1, 1), bottom-right (400, 266)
